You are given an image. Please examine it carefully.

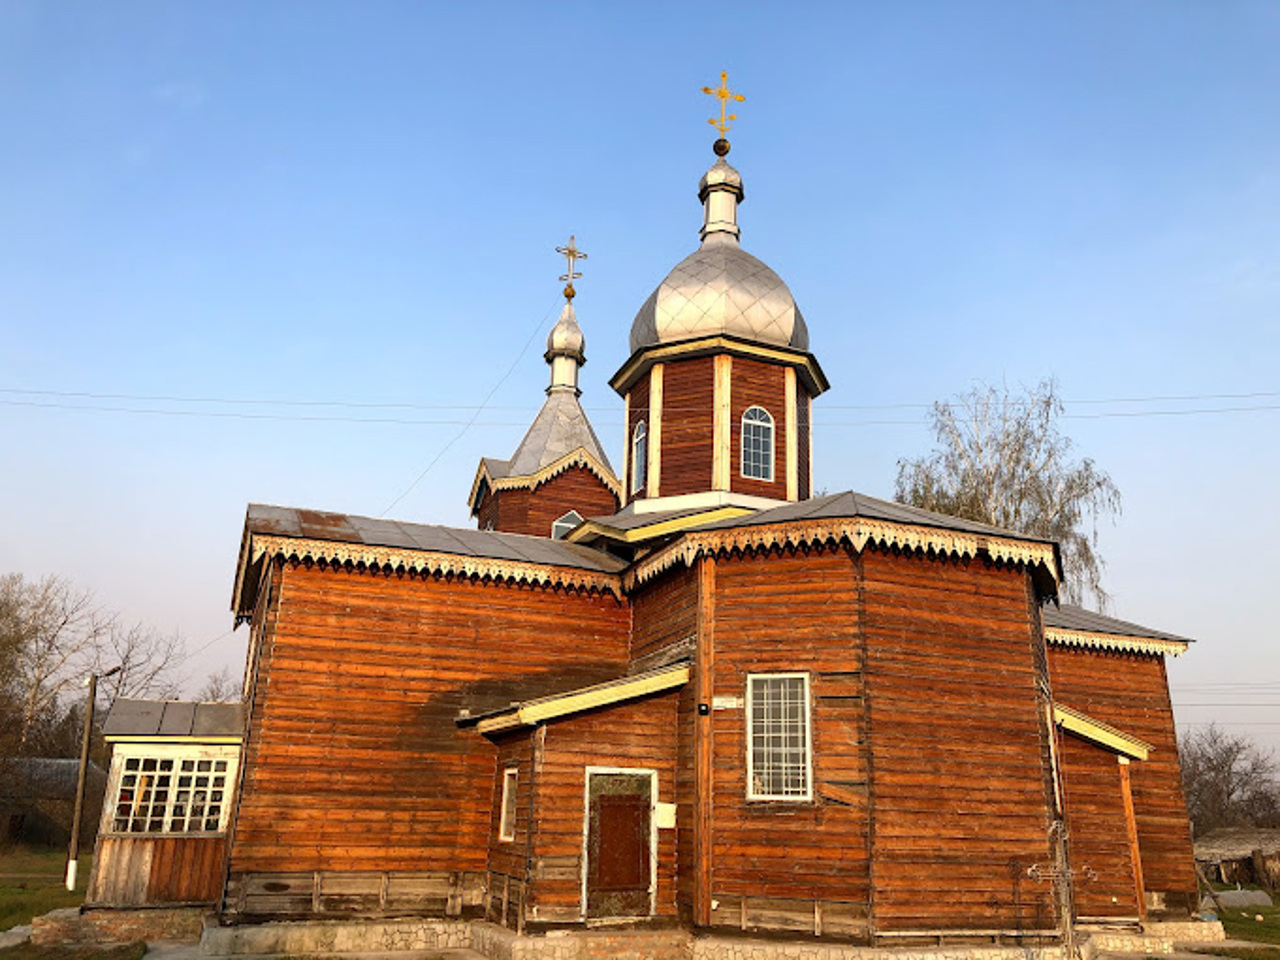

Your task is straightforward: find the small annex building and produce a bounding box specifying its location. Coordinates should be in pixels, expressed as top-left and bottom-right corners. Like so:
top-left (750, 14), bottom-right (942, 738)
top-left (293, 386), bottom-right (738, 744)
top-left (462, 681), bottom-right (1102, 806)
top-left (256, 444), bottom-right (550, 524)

top-left (95, 120), bottom-right (1202, 949)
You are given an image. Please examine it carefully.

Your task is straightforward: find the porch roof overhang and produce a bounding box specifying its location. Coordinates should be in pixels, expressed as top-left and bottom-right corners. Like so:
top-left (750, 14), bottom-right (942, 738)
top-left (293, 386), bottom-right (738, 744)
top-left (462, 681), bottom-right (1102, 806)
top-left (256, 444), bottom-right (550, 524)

top-left (457, 662), bottom-right (690, 735)
top-left (1053, 702), bottom-right (1154, 761)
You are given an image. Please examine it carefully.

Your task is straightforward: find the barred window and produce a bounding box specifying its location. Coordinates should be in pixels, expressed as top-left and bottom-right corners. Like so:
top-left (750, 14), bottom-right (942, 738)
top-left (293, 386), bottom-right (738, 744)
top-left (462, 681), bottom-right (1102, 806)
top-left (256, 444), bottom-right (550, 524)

top-left (499, 768), bottom-right (518, 842)
top-left (747, 674), bottom-right (811, 801)
top-left (741, 406), bottom-right (774, 481)
top-left (110, 755), bottom-right (236, 834)
top-left (631, 421), bottom-right (648, 493)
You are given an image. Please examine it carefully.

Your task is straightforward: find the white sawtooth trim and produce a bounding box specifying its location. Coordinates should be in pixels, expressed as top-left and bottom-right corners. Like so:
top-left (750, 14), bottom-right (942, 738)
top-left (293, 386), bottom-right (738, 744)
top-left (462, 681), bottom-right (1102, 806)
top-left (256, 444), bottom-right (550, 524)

top-left (1045, 628), bottom-right (1188, 658)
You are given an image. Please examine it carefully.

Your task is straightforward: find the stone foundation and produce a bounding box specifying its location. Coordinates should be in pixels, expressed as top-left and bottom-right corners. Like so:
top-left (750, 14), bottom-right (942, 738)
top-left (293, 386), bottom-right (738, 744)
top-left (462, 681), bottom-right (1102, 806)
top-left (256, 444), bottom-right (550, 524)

top-left (30, 907), bottom-right (206, 945)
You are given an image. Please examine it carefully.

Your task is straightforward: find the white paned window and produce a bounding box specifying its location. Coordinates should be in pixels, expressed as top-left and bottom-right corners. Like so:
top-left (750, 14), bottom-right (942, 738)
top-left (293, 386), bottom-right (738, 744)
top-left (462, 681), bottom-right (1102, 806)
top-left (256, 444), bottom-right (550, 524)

top-left (747, 673), bottom-right (812, 801)
top-left (631, 421), bottom-right (648, 493)
top-left (499, 767), bottom-right (518, 842)
top-left (110, 753), bottom-right (237, 834)
top-left (551, 510), bottom-right (584, 540)
top-left (741, 406), bottom-right (775, 481)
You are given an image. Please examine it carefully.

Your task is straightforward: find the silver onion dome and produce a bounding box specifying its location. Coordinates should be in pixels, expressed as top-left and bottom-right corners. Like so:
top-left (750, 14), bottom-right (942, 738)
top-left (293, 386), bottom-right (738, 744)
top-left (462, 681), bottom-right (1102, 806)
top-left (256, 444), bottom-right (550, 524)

top-left (546, 302), bottom-right (585, 361)
top-left (629, 157), bottom-right (808, 355)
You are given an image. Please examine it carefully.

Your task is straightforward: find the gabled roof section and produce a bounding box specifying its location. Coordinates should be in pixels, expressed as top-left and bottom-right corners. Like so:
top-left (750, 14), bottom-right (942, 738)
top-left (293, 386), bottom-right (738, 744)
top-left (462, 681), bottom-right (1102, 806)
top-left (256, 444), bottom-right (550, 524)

top-left (1044, 604), bottom-right (1192, 657)
top-left (1053, 703), bottom-right (1154, 760)
top-left (233, 504), bottom-right (627, 617)
top-left (103, 699), bottom-right (245, 742)
top-left (624, 490), bottom-right (1062, 596)
top-left (467, 446), bottom-right (622, 514)
top-left (458, 663), bottom-right (690, 735)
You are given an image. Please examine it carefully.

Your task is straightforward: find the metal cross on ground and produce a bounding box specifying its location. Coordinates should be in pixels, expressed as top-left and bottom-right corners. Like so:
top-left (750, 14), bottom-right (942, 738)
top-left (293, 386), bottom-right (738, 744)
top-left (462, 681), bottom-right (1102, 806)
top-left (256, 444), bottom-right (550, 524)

top-left (556, 235), bottom-right (587, 300)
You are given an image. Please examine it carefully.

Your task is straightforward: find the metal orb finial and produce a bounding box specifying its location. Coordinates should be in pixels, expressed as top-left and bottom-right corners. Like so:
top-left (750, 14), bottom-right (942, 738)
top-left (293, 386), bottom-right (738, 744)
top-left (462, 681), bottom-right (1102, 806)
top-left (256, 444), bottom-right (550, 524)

top-left (702, 70), bottom-right (745, 149)
top-left (556, 235), bottom-right (587, 302)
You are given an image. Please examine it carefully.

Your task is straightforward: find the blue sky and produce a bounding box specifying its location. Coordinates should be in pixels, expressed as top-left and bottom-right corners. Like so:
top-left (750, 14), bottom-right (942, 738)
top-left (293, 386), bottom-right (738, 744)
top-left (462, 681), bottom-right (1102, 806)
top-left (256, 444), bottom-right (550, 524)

top-left (1, 2), bottom-right (1277, 749)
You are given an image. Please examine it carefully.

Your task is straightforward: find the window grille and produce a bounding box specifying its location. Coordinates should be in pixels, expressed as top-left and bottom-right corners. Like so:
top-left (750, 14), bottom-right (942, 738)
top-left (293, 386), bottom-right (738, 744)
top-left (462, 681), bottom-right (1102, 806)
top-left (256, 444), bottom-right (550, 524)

top-left (499, 768), bottom-right (518, 842)
top-left (741, 406), bottom-right (774, 481)
top-left (631, 421), bottom-right (648, 493)
top-left (111, 755), bottom-right (236, 834)
top-left (747, 674), bottom-right (811, 801)
top-left (551, 510), bottom-right (584, 540)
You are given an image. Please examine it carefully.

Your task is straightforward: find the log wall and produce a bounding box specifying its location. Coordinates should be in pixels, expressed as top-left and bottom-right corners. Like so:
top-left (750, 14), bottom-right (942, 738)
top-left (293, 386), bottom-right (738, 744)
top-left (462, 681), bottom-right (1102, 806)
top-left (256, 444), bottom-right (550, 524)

top-left (1057, 735), bottom-right (1141, 918)
top-left (225, 561), bottom-right (630, 916)
top-left (475, 466), bottom-right (618, 537)
top-left (796, 386), bottom-right (811, 501)
top-left (1047, 644), bottom-right (1197, 913)
top-left (630, 566), bottom-right (698, 668)
top-left (705, 543), bottom-right (872, 939)
top-left (524, 693), bottom-right (681, 925)
top-left (860, 547), bottom-right (1056, 934)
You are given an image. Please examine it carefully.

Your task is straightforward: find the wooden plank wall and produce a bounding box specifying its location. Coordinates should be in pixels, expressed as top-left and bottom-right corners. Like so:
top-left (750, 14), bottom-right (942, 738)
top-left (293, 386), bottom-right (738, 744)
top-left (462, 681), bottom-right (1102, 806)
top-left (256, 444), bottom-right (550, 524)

top-left (860, 546), bottom-right (1057, 934)
top-left (1047, 645), bottom-right (1197, 913)
top-left (729, 358), bottom-right (787, 501)
top-left (706, 543), bottom-right (871, 939)
top-left (225, 561), bottom-right (630, 916)
top-left (485, 735), bottom-right (531, 928)
top-left (525, 693), bottom-right (680, 925)
top-left (88, 835), bottom-right (227, 905)
top-left (630, 566), bottom-right (697, 668)
top-left (1057, 735), bottom-right (1141, 918)
top-left (625, 375), bottom-right (650, 503)
top-left (476, 467), bottom-right (619, 537)
top-left (659, 357), bottom-right (715, 497)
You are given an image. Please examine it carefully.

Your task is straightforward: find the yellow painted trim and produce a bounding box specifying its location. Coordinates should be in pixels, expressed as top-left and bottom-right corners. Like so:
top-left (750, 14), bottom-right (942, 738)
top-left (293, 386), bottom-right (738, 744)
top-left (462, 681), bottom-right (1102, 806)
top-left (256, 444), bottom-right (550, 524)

top-left (785, 368), bottom-right (798, 501)
top-left (622, 391), bottom-right (631, 496)
top-left (476, 665), bottom-right (691, 733)
top-left (805, 393), bottom-right (813, 497)
top-left (104, 735), bottom-right (243, 745)
top-left (713, 355), bottom-right (732, 491)
top-left (1053, 704), bottom-right (1152, 761)
top-left (1045, 627), bottom-right (1188, 658)
top-left (566, 505), bottom-right (754, 546)
top-left (648, 364), bottom-right (664, 498)
top-left (609, 335), bottom-right (829, 397)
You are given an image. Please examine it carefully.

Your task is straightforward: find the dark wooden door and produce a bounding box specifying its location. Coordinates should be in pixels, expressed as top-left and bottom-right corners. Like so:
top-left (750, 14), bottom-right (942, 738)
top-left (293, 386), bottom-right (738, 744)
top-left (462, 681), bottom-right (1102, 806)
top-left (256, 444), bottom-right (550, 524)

top-left (586, 773), bottom-right (652, 918)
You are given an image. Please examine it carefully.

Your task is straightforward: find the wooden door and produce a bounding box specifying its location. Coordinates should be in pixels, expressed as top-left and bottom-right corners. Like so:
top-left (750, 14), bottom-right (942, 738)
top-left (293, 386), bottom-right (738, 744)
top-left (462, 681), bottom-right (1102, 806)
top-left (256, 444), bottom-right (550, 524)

top-left (585, 772), bottom-right (652, 918)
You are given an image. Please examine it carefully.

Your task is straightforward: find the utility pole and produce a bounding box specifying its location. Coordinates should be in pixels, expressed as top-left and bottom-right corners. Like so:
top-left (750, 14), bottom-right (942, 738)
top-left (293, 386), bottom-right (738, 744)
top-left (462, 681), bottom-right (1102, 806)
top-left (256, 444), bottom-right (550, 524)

top-left (65, 665), bottom-right (120, 892)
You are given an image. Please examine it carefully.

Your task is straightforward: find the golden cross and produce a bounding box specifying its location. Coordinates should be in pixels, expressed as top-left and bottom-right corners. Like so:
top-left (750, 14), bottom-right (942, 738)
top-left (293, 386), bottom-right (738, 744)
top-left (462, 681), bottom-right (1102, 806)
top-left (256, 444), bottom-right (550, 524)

top-left (556, 235), bottom-right (587, 300)
top-left (701, 70), bottom-right (745, 137)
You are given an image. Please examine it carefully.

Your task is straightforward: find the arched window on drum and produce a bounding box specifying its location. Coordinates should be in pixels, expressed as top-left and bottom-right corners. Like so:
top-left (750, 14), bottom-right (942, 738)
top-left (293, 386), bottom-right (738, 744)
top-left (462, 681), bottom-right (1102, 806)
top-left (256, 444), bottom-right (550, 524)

top-left (741, 406), bottom-right (775, 482)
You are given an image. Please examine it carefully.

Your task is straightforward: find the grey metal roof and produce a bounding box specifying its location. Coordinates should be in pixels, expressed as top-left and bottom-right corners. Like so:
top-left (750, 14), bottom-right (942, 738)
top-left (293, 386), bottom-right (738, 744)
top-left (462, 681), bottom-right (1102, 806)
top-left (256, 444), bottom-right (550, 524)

top-left (103, 699), bottom-right (246, 739)
top-left (688, 490), bottom-right (1055, 544)
top-left (496, 389), bottom-right (615, 479)
top-left (245, 504), bottom-right (628, 574)
top-left (584, 503), bottom-right (732, 532)
top-left (1043, 604), bottom-right (1193, 644)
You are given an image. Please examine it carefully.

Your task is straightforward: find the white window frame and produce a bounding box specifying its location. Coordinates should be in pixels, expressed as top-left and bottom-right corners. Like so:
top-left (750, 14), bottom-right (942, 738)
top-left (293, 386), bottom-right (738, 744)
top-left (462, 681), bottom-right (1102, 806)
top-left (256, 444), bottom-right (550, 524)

top-left (740, 406), bottom-right (775, 482)
top-left (499, 767), bottom-right (518, 842)
top-left (631, 421), bottom-right (648, 493)
top-left (100, 741), bottom-right (240, 836)
top-left (551, 510), bottom-right (584, 540)
top-left (745, 673), bottom-right (812, 802)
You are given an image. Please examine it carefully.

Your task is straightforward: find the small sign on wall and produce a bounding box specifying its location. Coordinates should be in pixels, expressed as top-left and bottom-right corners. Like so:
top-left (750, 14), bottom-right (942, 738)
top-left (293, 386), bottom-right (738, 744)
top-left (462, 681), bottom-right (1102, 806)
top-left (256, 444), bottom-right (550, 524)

top-left (655, 802), bottom-right (677, 828)
top-left (712, 695), bottom-right (744, 710)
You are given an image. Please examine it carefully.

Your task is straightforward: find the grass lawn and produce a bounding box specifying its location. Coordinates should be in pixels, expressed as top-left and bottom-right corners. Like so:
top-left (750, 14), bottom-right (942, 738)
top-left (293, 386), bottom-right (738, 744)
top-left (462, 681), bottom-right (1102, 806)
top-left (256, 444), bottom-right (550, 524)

top-left (1217, 901), bottom-right (1280, 946)
top-left (0, 848), bottom-right (91, 932)
top-left (0, 944), bottom-right (144, 960)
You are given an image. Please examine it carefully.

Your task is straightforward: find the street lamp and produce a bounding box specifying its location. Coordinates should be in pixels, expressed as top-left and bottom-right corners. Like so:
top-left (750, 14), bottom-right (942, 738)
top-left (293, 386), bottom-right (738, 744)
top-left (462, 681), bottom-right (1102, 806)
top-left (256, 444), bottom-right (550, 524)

top-left (65, 665), bottom-right (121, 892)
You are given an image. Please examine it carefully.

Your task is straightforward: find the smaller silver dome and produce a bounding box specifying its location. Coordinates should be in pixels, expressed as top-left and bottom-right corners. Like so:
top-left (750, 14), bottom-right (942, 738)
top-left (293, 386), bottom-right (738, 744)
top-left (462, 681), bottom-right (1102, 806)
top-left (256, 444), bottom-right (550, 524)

top-left (698, 157), bottom-right (743, 201)
top-left (546, 302), bottom-right (585, 360)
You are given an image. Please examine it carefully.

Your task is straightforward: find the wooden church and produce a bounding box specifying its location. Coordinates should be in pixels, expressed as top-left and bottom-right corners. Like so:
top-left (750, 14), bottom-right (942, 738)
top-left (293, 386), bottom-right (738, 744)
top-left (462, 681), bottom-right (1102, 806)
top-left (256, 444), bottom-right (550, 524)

top-left (90, 85), bottom-right (1200, 948)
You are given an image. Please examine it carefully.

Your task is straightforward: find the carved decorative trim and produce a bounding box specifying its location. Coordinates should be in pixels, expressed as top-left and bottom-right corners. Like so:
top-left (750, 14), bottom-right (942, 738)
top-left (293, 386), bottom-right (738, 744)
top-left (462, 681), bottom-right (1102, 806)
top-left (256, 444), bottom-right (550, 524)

top-left (248, 534), bottom-right (622, 595)
top-left (467, 448), bottom-right (622, 510)
top-left (623, 517), bottom-right (1060, 591)
top-left (1045, 628), bottom-right (1188, 658)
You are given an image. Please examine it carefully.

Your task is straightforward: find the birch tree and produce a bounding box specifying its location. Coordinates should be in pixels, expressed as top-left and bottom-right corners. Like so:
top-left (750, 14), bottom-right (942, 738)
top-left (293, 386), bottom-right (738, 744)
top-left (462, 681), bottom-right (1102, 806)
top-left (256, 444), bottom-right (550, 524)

top-left (894, 379), bottom-right (1121, 609)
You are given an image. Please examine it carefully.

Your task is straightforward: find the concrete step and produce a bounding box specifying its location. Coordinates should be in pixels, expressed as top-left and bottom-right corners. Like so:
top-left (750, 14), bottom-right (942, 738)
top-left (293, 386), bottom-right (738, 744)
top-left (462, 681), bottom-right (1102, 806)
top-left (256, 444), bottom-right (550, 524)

top-left (200, 918), bottom-right (475, 957)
